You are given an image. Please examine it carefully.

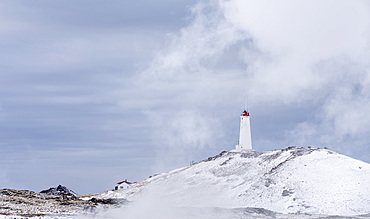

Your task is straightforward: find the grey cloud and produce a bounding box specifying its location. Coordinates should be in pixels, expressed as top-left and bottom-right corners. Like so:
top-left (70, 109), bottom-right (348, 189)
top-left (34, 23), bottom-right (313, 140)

top-left (1, 0), bottom-right (197, 30)
top-left (0, 0), bottom-right (197, 194)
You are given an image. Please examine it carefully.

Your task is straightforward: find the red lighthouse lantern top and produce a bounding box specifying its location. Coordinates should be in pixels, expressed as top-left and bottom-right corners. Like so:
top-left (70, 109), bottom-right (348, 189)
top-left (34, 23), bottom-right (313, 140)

top-left (242, 110), bottom-right (250, 117)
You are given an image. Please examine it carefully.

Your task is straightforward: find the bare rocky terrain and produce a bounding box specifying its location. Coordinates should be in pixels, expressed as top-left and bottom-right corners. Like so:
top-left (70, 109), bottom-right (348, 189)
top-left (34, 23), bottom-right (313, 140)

top-left (0, 187), bottom-right (126, 218)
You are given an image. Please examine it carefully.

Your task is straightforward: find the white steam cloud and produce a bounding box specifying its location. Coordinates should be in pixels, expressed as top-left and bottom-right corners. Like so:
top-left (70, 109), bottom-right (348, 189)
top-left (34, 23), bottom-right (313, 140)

top-left (137, 0), bottom-right (370, 168)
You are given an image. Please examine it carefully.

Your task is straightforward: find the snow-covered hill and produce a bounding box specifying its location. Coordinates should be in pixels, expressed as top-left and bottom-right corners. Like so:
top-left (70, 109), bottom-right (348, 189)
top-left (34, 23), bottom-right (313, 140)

top-left (96, 147), bottom-right (370, 216)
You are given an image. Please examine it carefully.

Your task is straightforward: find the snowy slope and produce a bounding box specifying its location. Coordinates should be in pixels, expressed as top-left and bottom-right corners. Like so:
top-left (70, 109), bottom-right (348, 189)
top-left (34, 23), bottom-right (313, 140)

top-left (96, 147), bottom-right (370, 216)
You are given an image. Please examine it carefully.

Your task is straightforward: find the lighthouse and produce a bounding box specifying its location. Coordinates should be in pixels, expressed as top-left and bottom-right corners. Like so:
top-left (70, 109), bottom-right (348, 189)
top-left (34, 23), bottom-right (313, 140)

top-left (236, 110), bottom-right (252, 151)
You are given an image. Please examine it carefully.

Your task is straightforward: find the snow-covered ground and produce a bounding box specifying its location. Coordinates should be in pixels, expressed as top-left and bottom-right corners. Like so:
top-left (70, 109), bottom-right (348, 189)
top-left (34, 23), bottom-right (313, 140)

top-left (2, 147), bottom-right (369, 218)
top-left (93, 147), bottom-right (370, 216)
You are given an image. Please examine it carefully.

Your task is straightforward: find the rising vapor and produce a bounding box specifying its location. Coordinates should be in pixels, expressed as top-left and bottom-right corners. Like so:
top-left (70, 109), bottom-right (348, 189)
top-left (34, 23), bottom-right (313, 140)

top-left (138, 0), bottom-right (370, 166)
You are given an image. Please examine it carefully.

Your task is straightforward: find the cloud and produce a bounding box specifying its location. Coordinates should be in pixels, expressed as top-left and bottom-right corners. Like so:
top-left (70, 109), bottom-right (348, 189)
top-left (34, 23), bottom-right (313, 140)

top-left (222, 0), bottom-right (370, 158)
top-left (140, 1), bottom-right (249, 80)
top-left (135, 1), bottom-right (253, 170)
top-left (147, 109), bottom-right (218, 148)
top-left (323, 82), bottom-right (370, 137)
top-left (138, 0), bottom-right (370, 164)
top-left (221, 0), bottom-right (370, 103)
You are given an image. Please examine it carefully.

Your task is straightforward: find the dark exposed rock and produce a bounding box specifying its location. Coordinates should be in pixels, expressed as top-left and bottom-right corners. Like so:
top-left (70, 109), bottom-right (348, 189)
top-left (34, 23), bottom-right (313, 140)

top-left (89, 197), bottom-right (129, 205)
top-left (205, 151), bottom-right (229, 162)
top-left (282, 189), bottom-right (294, 196)
top-left (40, 185), bottom-right (79, 201)
top-left (40, 185), bottom-right (77, 196)
top-left (220, 157), bottom-right (233, 166)
top-left (240, 151), bottom-right (263, 158)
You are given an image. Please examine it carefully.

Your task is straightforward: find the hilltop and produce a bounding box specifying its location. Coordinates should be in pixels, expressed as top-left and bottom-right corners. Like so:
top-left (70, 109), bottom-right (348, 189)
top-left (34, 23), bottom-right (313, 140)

top-left (95, 147), bottom-right (370, 216)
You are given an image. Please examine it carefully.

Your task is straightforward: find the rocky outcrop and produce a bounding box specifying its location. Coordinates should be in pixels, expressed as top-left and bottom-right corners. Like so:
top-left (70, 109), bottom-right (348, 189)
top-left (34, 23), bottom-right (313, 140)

top-left (40, 185), bottom-right (78, 200)
top-left (0, 188), bottom-right (127, 217)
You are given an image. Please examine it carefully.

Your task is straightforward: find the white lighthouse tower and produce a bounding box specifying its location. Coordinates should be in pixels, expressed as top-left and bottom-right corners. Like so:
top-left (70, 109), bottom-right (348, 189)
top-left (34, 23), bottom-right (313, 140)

top-left (236, 110), bottom-right (252, 151)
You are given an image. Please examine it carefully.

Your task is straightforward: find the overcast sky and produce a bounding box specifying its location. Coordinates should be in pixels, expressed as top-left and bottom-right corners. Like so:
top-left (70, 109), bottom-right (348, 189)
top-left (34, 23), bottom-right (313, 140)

top-left (1, 0), bottom-right (370, 194)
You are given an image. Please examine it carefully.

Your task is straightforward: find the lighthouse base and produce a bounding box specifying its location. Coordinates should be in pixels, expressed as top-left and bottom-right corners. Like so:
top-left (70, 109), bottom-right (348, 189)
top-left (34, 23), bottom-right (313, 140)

top-left (234, 144), bottom-right (253, 152)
